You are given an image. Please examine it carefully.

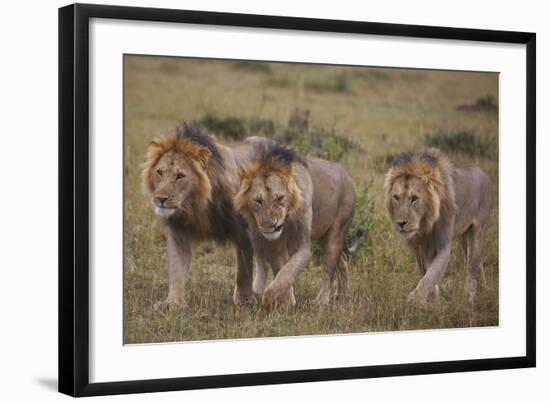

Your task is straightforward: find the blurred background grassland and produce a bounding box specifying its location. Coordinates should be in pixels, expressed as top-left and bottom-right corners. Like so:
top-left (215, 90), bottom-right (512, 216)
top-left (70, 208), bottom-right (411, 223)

top-left (124, 55), bottom-right (499, 344)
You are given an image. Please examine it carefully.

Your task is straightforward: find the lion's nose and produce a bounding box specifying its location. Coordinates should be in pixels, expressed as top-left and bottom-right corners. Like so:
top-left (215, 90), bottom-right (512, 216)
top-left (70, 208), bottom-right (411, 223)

top-left (397, 220), bottom-right (408, 229)
top-left (156, 195), bottom-right (168, 206)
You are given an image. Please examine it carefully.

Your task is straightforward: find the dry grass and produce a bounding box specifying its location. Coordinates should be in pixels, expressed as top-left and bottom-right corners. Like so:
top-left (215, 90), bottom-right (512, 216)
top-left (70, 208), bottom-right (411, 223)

top-left (124, 56), bottom-right (499, 344)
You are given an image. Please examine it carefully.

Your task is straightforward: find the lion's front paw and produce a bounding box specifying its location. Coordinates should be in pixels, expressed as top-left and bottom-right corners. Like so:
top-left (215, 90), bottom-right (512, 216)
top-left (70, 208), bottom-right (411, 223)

top-left (233, 288), bottom-right (257, 305)
top-left (406, 288), bottom-right (429, 308)
top-left (335, 291), bottom-right (351, 304)
top-left (464, 276), bottom-right (478, 303)
top-left (261, 284), bottom-right (295, 308)
top-left (153, 298), bottom-right (187, 315)
top-left (314, 289), bottom-right (331, 306)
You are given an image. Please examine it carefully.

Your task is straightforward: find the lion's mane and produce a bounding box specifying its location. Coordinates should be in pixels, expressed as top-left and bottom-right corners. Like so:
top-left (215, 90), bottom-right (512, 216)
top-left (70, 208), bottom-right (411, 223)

top-left (384, 148), bottom-right (456, 239)
top-left (234, 139), bottom-right (307, 227)
top-left (142, 123), bottom-right (240, 240)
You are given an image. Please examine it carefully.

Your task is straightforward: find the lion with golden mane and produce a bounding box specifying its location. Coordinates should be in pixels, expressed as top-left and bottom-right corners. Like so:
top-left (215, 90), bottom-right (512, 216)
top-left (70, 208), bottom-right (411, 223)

top-left (384, 148), bottom-right (492, 305)
top-left (142, 123), bottom-right (255, 312)
top-left (235, 138), bottom-right (359, 306)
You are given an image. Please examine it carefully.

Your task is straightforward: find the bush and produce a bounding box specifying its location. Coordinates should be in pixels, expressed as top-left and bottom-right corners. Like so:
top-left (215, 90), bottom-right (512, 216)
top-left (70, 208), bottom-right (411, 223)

top-left (305, 73), bottom-right (353, 94)
top-left (456, 95), bottom-right (498, 112)
top-left (196, 109), bottom-right (364, 162)
top-left (309, 183), bottom-right (374, 263)
top-left (346, 184), bottom-right (375, 260)
top-left (196, 114), bottom-right (275, 140)
top-left (265, 76), bottom-right (292, 88)
top-left (352, 68), bottom-right (388, 81)
top-left (232, 61), bottom-right (272, 74)
top-left (196, 114), bottom-right (248, 140)
top-left (425, 129), bottom-right (496, 159)
top-left (282, 109), bottom-right (363, 162)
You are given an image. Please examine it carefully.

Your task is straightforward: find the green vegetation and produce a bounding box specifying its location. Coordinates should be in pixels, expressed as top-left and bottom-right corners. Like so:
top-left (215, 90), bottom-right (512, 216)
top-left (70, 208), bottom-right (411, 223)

top-left (456, 94), bottom-right (498, 112)
top-left (425, 129), bottom-right (497, 159)
top-left (124, 56), bottom-right (499, 343)
top-left (305, 73), bottom-right (353, 94)
top-left (194, 114), bottom-right (275, 141)
top-left (232, 60), bottom-right (273, 74)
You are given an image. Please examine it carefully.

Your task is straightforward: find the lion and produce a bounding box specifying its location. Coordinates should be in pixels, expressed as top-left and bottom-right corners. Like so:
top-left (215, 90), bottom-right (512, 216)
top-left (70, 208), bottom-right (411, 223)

top-left (234, 137), bottom-right (359, 306)
top-left (142, 123), bottom-right (256, 312)
top-left (384, 147), bottom-right (492, 305)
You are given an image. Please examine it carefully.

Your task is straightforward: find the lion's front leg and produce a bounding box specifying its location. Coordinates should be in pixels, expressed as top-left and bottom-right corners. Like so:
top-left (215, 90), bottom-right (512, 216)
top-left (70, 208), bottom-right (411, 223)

top-left (252, 247), bottom-right (270, 297)
top-left (262, 245), bottom-right (311, 307)
top-left (408, 244), bottom-right (451, 307)
top-left (154, 229), bottom-right (191, 314)
top-left (232, 232), bottom-right (256, 305)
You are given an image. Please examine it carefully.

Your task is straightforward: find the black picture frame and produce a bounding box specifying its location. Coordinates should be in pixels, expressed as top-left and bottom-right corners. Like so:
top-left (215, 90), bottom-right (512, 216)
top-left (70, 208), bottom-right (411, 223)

top-left (58, 3), bottom-right (536, 397)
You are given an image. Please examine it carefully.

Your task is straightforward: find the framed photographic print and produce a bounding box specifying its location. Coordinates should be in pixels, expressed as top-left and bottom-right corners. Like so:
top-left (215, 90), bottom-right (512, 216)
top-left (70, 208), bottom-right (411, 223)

top-left (58, 3), bottom-right (536, 397)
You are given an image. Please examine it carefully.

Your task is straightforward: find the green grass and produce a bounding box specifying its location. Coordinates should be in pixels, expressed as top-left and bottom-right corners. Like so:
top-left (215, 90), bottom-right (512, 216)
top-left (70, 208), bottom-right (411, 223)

top-left (124, 56), bottom-right (499, 344)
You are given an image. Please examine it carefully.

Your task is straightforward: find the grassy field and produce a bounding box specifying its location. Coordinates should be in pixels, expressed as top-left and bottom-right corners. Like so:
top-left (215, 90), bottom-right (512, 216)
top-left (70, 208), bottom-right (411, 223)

top-left (124, 55), bottom-right (499, 344)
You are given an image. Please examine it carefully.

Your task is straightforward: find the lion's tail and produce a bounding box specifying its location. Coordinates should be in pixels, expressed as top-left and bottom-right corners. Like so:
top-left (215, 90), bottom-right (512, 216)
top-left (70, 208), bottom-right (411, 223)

top-left (346, 228), bottom-right (365, 255)
top-left (345, 197), bottom-right (373, 255)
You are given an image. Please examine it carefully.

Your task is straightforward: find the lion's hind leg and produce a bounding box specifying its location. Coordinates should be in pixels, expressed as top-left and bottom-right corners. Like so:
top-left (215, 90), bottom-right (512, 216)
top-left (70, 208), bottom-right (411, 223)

top-left (315, 228), bottom-right (346, 305)
top-left (462, 221), bottom-right (484, 303)
top-left (335, 254), bottom-right (350, 302)
top-left (232, 232), bottom-right (257, 305)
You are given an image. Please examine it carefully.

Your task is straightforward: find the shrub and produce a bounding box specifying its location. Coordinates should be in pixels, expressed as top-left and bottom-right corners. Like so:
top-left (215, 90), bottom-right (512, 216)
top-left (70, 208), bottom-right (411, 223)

top-left (346, 184), bottom-right (375, 260)
top-left (196, 114), bottom-right (276, 141)
top-left (196, 109), bottom-right (364, 162)
top-left (249, 118), bottom-right (276, 137)
top-left (305, 73), bottom-right (353, 94)
top-left (310, 184), bottom-right (374, 262)
top-left (456, 95), bottom-right (498, 112)
top-left (425, 129), bottom-right (496, 159)
top-left (232, 61), bottom-right (272, 74)
top-left (352, 68), bottom-right (388, 81)
top-left (265, 76), bottom-right (292, 88)
top-left (282, 109), bottom-right (363, 162)
top-left (196, 114), bottom-right (248, 140)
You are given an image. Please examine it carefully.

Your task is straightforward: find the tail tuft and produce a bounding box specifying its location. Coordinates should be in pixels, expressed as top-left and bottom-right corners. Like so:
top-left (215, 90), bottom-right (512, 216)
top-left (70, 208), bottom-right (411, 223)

top-left (347, 228), bottom-right (364, 255)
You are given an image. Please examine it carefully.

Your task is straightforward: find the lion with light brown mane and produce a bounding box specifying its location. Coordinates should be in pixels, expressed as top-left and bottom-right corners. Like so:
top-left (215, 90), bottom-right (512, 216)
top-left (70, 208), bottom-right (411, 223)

top-left (234, 138), bottom-right (359, 306)
top-left (142, 123), bottom-right (256, 312)
top-left (384, 148), bottom-right (492, 305)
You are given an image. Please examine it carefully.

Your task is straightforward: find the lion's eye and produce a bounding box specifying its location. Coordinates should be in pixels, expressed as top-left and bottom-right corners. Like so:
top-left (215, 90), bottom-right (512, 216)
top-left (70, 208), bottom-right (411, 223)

top-left (393, 194), bottom-right (400, 201)
top-left (410, 195), bottom-right (418, 204)
top-left (156, 169), bottom-right (163, 177)
top-left (176, 173), bottom-right (185, 180)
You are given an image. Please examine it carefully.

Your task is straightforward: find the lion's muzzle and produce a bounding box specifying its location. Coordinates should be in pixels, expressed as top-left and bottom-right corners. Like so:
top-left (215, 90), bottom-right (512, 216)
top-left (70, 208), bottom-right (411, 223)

top-left (260, 221), bottom-right (284, 241)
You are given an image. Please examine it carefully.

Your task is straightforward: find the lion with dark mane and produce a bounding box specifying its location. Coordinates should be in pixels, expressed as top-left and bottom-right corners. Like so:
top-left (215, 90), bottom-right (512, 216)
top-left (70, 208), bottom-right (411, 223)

top-left (384, 148), bottom-right (492, 305)
top-left (142, 123), bottom-right (255, 312)
top-left (234, 137), bottom-right (359, 306)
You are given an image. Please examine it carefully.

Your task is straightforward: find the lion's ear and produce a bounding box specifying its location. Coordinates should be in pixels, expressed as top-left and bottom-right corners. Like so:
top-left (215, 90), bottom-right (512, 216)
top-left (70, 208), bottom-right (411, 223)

top-left (237, 164), bottom-right (260, 183)
top-left (237, 165), bottom-right (248, 181)
top-left (234, 178), bottom-right (252, 213)
top-left (383, 172), bottom-right (395, 212)
top-left (148, 138), bottom-right (165, 152)
top-left (197, 148), bottom-right (212, 170)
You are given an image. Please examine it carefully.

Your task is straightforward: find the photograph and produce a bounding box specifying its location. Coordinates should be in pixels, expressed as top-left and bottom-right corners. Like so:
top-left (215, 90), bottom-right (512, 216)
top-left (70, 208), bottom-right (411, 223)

top-left (123, 55), bottom-right (499, 344)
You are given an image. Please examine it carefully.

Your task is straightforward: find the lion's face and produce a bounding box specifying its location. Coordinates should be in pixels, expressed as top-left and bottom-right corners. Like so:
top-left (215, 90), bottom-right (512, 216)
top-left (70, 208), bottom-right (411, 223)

top-left (245, 174), bottom-right (290, 240)
top-left (150, 150), bottom-right (203, 218)
top-left (387, 175), bottom-right (432, 239)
